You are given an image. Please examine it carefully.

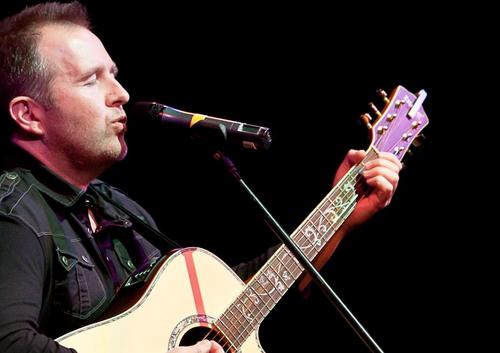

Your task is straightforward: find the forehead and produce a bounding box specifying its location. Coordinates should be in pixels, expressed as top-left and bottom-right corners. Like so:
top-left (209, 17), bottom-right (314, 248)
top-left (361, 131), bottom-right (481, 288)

top-left (37, 24), bottom-right (113, 76)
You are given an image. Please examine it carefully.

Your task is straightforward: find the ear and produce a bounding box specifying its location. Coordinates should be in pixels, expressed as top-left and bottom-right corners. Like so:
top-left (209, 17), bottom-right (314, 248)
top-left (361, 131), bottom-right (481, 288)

top-left (9, 96), bottom-right (46, 136)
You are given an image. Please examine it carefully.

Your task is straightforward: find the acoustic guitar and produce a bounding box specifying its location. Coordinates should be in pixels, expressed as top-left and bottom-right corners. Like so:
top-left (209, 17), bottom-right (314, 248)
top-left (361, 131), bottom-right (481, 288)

top-left (57, 85), bottom-right (429, 352)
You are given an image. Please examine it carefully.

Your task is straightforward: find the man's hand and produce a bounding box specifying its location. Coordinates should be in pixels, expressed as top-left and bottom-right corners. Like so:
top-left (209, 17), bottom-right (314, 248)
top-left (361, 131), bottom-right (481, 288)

top-left (168, 339), bottom-right (224, 353)
top-left (298, 148), bottom-right (402, 293)
top-left (335, 149), bottom-right (402, 231)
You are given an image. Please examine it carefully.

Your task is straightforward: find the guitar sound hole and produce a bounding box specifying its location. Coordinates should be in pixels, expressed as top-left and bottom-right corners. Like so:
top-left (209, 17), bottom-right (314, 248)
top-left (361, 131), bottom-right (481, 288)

top-left (179, 326), bottom-right (234, 352)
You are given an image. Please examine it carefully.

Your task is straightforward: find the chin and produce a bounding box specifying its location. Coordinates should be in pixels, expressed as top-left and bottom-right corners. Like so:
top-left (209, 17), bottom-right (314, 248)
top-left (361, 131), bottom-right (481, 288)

top-left (115, 141), bottom-right (128, 161)
top-left (108, 137), bottom-right (128, 161)
top-left (117, 147), bottom-right (128, 161)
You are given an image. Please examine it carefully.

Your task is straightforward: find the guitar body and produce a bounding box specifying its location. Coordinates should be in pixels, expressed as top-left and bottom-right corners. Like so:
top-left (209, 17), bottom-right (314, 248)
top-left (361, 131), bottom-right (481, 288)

top-left (56, 247), bottom-right (263, 353)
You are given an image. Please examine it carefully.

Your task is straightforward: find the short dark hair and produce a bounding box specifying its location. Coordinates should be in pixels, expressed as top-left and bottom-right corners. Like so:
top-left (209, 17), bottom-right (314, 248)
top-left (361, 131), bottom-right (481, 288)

top-left (0, 1), bottom-right (91, 138)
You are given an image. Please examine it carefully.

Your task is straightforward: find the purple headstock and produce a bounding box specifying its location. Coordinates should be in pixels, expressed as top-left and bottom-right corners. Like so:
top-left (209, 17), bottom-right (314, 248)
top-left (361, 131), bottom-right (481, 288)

top-left (370, 85), bottom-right (429, 161)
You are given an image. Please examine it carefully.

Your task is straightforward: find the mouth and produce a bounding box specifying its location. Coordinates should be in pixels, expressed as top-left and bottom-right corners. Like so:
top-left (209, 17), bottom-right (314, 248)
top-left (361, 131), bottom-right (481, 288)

top-left (111, 115), bottom-right (128, 132)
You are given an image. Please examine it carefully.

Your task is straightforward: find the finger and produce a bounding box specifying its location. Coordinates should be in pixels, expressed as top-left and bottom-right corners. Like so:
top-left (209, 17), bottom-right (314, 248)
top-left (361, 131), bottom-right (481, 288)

top-left (365, 155), bottom-right (402, 174)
top-left (378, 151), bottom-right (403, 169)
top-left (345, 149), bottom-right (366, 165)
top-left (362, 166), bottom-right (400, 188)
top-left (193, 339), bottom-right (211, 353)
top-left (168, 339), bottom-right (212, 353)
top-left (209, 340), bottom-right (224, 353)
top-left (365, 175), bottom-right (395, 206)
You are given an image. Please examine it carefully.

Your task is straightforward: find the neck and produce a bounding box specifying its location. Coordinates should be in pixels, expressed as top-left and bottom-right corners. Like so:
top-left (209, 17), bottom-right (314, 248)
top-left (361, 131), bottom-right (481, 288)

top-left (12, 140), bottom-right (103, 190)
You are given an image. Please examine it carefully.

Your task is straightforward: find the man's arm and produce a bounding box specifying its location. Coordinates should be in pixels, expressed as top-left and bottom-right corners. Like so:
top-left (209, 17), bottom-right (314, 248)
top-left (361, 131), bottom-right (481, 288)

top-left (0, 217), bottom-right (76, 353)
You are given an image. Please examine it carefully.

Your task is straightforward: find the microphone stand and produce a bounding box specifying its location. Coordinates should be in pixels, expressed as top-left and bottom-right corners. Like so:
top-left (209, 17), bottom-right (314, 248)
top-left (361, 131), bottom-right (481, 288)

top-left (211, 149), bottom-right (385, 353)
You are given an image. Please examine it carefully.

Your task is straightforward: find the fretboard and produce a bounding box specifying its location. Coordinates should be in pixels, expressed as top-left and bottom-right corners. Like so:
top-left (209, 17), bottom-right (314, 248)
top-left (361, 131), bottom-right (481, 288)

top-left (215, 147), bottom-right (380, 350)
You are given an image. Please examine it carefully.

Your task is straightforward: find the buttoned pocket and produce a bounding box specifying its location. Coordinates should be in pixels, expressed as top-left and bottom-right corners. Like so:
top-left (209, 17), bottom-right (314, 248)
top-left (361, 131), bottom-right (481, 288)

top-left (54, 245), bottom-right (107, 320)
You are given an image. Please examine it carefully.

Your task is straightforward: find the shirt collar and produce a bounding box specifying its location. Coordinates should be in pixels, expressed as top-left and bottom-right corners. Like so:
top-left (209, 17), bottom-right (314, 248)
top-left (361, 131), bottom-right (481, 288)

top-left (28, 164), bottom-right (86, 207)
top-left (3, 145), bottom-right (86, 207)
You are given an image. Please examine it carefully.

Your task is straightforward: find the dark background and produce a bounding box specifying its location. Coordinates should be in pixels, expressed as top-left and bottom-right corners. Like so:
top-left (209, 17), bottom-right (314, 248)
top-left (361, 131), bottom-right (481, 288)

top-left (2, 1), bottom-right (483, 352)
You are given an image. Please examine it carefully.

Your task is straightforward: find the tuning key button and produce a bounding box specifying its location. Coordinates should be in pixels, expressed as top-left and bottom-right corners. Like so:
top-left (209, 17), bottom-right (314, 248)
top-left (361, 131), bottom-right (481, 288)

top-left (411, 120), bottom-right (422, 128)
top-left (369, 102), bottom-right (382, 118)
top-left (360, 113), bottom-right (373, 129)
top-left (395, 99), bottom-right (406, 108)
top-left (393, 146), bottom-right (405, 154)
top-left (377, 89), bottom-right (390, 104)
top-left (377, 125), bottom-right (389, 134)
top-left (402, 132), bottom-right (413, 141)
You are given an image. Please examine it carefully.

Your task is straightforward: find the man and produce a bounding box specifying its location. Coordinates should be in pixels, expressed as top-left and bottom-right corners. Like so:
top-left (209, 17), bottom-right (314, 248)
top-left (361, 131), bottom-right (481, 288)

top-left (0, 2), bottom-right (402, 353)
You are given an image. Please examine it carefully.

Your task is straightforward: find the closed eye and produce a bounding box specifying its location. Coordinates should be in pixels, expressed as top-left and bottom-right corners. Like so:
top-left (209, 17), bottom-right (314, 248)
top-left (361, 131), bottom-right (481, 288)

top-left (82, 73), bottom-right (97, 86)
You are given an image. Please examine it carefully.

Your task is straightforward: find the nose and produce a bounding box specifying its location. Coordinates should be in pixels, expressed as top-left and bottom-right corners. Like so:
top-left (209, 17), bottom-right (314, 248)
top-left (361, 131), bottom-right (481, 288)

top-left (107, 77), bottom-right (130, 107)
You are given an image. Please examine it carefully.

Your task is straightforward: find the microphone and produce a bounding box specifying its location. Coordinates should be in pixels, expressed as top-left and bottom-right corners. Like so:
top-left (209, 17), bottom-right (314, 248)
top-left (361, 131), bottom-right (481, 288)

top-left (132, 102), bottom-right (272, 151)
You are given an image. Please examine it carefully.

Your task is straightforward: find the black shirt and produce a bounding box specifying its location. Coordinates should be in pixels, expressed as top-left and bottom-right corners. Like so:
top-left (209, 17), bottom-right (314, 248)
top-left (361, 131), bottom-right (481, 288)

top-left (0, 148), bottom-right (277, 353)
top-left (0, 149), bottom-right (164, 352)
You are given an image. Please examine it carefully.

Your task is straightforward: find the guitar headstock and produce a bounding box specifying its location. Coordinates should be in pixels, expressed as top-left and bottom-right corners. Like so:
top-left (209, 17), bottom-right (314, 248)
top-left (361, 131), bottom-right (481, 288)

top-left (363, 85), bottom-right (429, 161)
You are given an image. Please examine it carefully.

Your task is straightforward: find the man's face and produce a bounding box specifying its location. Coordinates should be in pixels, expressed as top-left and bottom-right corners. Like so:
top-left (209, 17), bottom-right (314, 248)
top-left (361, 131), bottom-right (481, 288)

top-left (37, 24), bottom-right (130, 170)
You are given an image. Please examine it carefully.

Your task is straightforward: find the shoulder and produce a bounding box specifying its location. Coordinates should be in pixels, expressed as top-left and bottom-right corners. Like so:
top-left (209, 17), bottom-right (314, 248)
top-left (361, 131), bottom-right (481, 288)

top-left (0, 169), bottom-right (44, 232)
top-left (0, 169), bottom-right (31, 209)
top-left (0, 169), bottom-right (67, 240)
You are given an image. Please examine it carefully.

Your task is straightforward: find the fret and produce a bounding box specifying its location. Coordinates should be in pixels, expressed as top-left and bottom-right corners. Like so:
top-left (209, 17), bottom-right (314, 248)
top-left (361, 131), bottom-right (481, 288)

top-left (317, 204), bottom-right (336, 225)
top-left (274, 252), bottom-right (301, 282)
top-left (299, 218), bottom-right (323, 252)
top-left (300, 220), bottom-right (324, 242)
top-left (228, 309), bottom-right (252, 347)
top-left (234, 292), bottom-right (265, 333)
top-left (247, 279), bottom-right (275, 312)
top-left (265, 262), bottom-right (291, 294)
top-left (227, 304), bottom-right (253, 343)
top-left (244, 285), bottom-right (269, 312)
top-left (228, 303), bottom-right (252, 331)
top-left (318, 207), bottom-right (339, 229)
top-left (247, 281), bottom-right (275, 313)
top-left (222, 310), bottom-right (245, 347)
top-left (295, 222), bottom-right (329, 260)
top-left (257, 270), bottom-right (284, 303)
top-left (280, 247), bottom-right (304, 277)
top-left (242, 287), bottom-right (267, 323)
top-left (215, 313), bottom-right (239, 351)
top-left (254, 272), bottom-right (281, 305)
top-left (247, 282), bottom-right (273, 311)
top-left (220, 309), bottom-right (240, 341)
top-left (296, 227), bottom-right (319, 260)
top-left (308, 209), bottom-right (332, 235)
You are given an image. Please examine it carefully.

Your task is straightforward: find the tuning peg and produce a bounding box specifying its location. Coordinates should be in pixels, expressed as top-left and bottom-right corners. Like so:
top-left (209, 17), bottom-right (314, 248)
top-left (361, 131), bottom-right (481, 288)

top-left (395, 99), bottom-right (406, 108)
top-left (368, 102), bottom-right (382, 118)
top-left (411, 134), bottom-right (426, 148)
top-left (359, 113), bottom-right (373, 129)
top-left (376, 89), bottom-right (390, 104)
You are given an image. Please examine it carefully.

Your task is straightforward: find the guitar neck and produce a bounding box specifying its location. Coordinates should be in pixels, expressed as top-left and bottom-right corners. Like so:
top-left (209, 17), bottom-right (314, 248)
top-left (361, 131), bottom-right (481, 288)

top-left (215, 147), bottom-right (380, 349)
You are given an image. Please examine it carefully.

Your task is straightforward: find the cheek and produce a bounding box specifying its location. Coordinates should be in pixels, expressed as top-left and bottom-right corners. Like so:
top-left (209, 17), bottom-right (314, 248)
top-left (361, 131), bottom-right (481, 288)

top-left (48, 84), bottom-right (109, 136)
